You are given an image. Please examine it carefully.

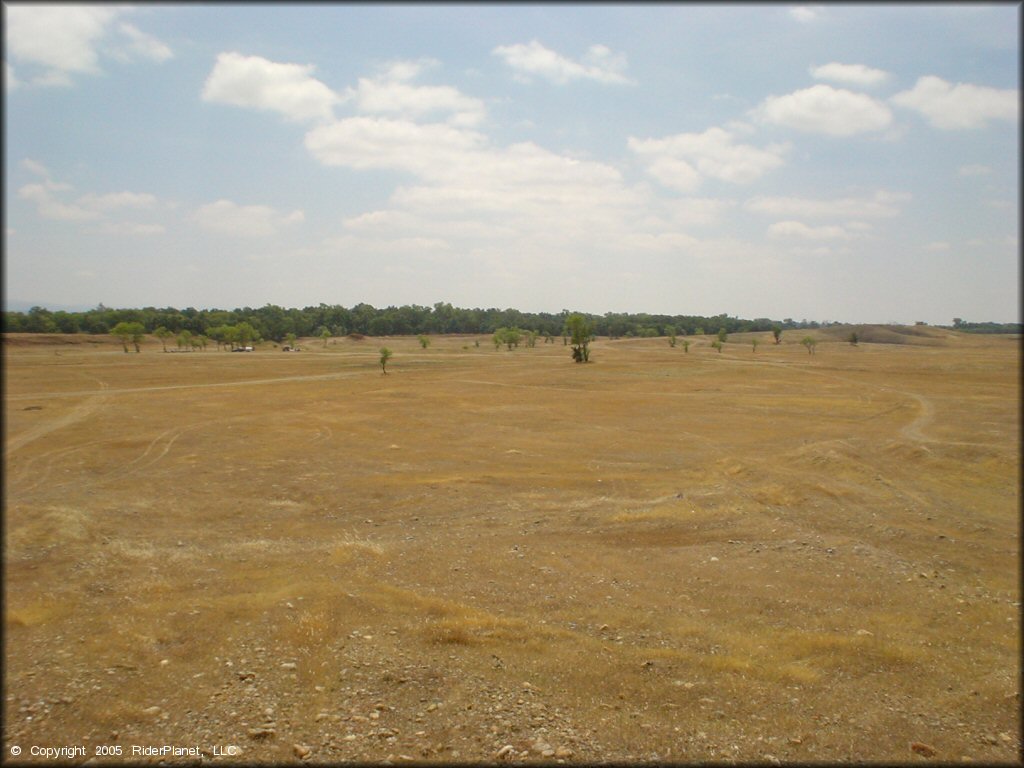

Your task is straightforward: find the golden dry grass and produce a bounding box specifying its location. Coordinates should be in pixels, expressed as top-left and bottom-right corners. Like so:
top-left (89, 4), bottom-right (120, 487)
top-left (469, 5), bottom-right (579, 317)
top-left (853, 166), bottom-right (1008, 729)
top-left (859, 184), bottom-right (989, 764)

top-left (3, 330), bottom-right (1020, 762)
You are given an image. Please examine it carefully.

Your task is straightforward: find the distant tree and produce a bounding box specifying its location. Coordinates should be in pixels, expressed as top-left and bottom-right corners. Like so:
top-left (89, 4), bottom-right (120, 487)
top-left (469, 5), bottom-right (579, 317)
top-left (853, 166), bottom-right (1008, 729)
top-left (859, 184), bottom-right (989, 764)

top-left (772, 326), bottom-right (782, 344)
top-left (565, 313), bottom-right (593, 363)
top-left (197, 334), bottom-right (208, 351)
top-left (711, 339), bottom-right (723, 354)
top-left (695, 327), bottom-right (705, 337)
top-left (801, 336), bottom-right (817, 355)
top-left (525, 330), bottom-right (538, 348)
top-left (667, 325), bottom-right (677, 347)
top-left (286, 332), bottom-right (297, 349)
top-left (717, 327), bottom-right (728, 343)
top-left (154, 326), bottom-right (173, 352)
top-left (751, 337), bottom-right (760, 353)
top-left (418, 335), bottom-right (431, 349)
top-left (494, 327), bottom-right (521, 350)
top-left (952, 318), bottom-right (963, 328)
top-left (177, 329), bottom-right (192, 352)
top-left (682, 339), bottom-right (690, 353)
top-left (111, 321), bottom-right (145, 353)
top-left (848, 332), bottom-right (859, 346)
top-left (318, 326), bottom-right (331, 347)
top-left (379, 347), bottom-right (392, 374)
top-left (235, 322), bottom-right (259, 348)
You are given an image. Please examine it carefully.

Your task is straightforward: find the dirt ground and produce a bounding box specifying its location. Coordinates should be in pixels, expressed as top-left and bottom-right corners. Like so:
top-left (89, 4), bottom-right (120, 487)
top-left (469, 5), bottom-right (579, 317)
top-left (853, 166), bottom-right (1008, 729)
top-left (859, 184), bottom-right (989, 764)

top-left (3, 328), bottom-right (1020, 764)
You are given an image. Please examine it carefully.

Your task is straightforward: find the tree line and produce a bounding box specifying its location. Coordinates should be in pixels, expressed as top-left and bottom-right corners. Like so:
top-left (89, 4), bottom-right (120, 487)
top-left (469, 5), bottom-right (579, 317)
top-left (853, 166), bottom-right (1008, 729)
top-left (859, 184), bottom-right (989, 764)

top-left (2, 302), bottom-right (841, 344)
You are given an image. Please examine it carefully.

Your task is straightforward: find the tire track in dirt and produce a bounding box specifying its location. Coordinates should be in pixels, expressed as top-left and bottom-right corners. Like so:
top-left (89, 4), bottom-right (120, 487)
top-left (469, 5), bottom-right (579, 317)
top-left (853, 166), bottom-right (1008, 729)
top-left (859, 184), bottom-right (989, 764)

top-left (5, 378), bottom-right (110, 456)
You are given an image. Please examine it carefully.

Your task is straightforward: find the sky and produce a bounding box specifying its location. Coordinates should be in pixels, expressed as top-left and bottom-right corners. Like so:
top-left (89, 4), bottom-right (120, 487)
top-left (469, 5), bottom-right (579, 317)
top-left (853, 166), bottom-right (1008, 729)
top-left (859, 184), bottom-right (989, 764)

top-left (3, 3), bottom-right (1020, 324)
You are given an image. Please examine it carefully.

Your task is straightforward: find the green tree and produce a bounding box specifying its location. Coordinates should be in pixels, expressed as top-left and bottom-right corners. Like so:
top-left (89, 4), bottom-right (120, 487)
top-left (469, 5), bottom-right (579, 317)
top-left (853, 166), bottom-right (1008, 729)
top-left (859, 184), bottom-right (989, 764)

top-left (111, 321), bottom-right (145, 353)
top-left (286, 332), bottom-right (297, 349)
top-left (848, 332), bottom-right (858, 346)
top-left (317, 326), bottom-right (331, 347)
top-left (711, 339), bottom-right (723, 354)
top-left (379, 347), bottom-right (392, 374)
top-left (667, 326), bottom-right (677, 347)
top-left (154, 326), bottom-right (173, 352)
top-left (682, 339), bottom-right (690, 353)
top-left (801, 336), bottom-right (817, 355)
top-left (772, 326), bottom-right (782, 344)
top-left (494, 327), bottom-right (521, 350)
top-left (177, 329), bottom-right (192, 352)
top-left (752, 337), bottom-right (760, 353)
top-left (418, 335), bottom-right (431, 349)
top-left (565, 313), bottom-right (593, 363)
top-left (717, 327), bottom-right (728, 343)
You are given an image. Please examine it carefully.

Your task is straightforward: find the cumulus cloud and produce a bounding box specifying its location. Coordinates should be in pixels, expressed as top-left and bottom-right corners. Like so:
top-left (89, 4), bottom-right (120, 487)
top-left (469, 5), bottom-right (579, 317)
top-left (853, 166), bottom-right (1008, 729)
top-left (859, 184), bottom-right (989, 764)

top-left (202, 52), bottom-right (341, 123)
top-left (4, 5), bottom-right (171, 86)
top-left (754, 85), bottom-right (892, 136)
top-left (810, 62), bottom-right (889, 87)
top-left (890, 75), bottom-right (1019, 129)
top-left (194, 199), bottom-right (304, 237)
top-left (492, 40), bottom-right (633, 85)
top-left (628, 127), bottom-right (788, 192)
top-left (347, 60), bottom-right (486, 127)
top-left (789, 6), bottom-right (824, 23)
top-left (745, 190), bottom-right (910, 219)
top-left (767, 221), bottom-right (850, 240)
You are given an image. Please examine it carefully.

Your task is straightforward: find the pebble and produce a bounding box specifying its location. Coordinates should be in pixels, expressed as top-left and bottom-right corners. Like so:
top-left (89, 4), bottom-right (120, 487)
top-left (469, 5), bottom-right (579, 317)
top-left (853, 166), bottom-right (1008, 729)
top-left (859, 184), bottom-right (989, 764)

top-left (281, 662), bottom-right (297, 670)
top-left (496, 744), bottom-right (515, 760)
top-left (555, 747), bottom-right (574, 758)
top-left (293, 744), bottom-right (310, 759)
top-left (911, 742), bottom-right (937, 757)
top-left (248, 727), bottom-right (276, 739)
top-left (142, 706), bottom-right (161, 718)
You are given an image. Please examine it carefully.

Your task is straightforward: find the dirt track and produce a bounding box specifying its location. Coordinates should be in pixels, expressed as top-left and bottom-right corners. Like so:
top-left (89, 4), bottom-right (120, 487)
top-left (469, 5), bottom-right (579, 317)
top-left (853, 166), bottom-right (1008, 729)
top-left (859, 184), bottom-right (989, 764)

top-left (3, 330), bottom-right (1020, 763)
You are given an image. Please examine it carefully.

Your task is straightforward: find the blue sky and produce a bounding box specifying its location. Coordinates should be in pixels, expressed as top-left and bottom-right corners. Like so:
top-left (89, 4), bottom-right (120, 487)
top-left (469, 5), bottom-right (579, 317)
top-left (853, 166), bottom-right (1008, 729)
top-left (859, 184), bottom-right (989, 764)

top-left (4, 3), bottom-right (1019, 324)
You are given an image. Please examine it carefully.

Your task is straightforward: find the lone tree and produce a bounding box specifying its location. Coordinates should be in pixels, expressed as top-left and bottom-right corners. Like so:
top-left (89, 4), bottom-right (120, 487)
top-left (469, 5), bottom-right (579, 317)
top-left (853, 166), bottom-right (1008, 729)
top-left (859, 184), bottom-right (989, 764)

top-left (717, 327), bottom-right (728, 344)
top-left (565, 313), bottom-right (593, 363)
top-left (848, 331), bottom-right (859, 346)
top-left (711, 339), bottom-right (723, 354)
top-left (111, 321), bottom-right (145, 353)
top-left (418, 335), bottom-right (431, 349)
top-left (494, 327), bottom-right (521, 351)
top-left (667, 325), bottom-right (677, 347)
top-left (801, 336), bottom-right (817, 355)
top-left (379, 347), bottom-right (392, 374)
top-left (752, 337), bottom-right (760, 353)
top-left (772, 326), bottom-right (782, 344)
top-left (682, 339), bottom-right (690, 353)
top-left (318, 327), bottom-right (331, 347)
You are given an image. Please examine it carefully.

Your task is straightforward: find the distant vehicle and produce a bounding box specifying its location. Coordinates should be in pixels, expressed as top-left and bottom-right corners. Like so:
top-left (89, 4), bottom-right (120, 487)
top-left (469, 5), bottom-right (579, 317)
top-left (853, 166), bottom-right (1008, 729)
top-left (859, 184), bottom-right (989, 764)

top-left (232, 346), bottom-right (254, 352)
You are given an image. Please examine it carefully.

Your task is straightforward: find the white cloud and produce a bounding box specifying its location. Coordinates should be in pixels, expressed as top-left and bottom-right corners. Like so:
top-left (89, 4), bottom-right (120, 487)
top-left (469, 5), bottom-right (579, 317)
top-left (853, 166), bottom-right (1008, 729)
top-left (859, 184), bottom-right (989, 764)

top-left (958, 164), bottom-right (992, 176)
top-left (789, 6), bottom-right (824, 23)
top-left (767, 221), bottom-right (850, 240)
top-left (18, 183), bottom-right (98, 221)
top-left (628, 127), bottom-right (788, 192)
top-left (890, 75), bottom-right (1019, 129)
top-left (810, 62), bottom-right (889, 87)
top-left (202, 52), bottom-right (341, 123)
top-left (77, 191), bottom-right (158, 212)
top-left (113, 22), bottom-right (174, 63)
top-left (194, 199), bottom-right (305, 237)
top-left (492, 40), bottom-right (633, 85)
top-left (305, 117), bottom-right (486, 177)
top-left (4, 6), bottom-right (171, 86)
top-left (348, 61), bottom-right (486, 127)
top-left (745, 190), bottom-right (910, 219)
top-left (754, 85), bottom-right (892, 136)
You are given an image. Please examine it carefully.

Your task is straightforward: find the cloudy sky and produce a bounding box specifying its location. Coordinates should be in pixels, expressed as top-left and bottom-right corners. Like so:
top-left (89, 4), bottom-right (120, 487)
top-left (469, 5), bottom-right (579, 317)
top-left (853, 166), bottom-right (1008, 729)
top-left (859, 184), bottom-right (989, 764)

top-left (4, 4), bottom-right (1019, 324)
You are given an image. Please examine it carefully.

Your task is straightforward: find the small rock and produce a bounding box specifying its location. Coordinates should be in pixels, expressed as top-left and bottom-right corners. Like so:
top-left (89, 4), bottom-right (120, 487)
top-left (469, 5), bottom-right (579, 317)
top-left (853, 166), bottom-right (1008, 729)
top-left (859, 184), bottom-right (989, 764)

top-left (142, 706), bottom-right (161, 718)
top-left (281, 662), bottom-right (297, 670)
top-left (911, 742), bottom-right (937, 757)
top-left (293, 744), bottom-right (311, 759)
top-left (496, 744), bottom-right (515, 760)
top-left (248, 727), bottom-right (276, 740)
top-left (555, 746), bottom-right (573, 759)
top-left (160, 659), bottom-right (170, 666)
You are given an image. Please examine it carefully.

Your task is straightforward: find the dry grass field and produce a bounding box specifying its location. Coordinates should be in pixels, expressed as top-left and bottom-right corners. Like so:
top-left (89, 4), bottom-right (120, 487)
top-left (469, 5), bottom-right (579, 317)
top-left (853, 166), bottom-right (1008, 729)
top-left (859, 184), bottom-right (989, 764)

top-left (3, 328), bottom-right (1020, 764)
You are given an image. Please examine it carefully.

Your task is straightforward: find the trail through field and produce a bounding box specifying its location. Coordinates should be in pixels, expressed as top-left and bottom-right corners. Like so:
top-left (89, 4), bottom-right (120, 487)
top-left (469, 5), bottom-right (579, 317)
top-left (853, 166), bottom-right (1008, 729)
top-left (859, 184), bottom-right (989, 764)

top-left (5, 377), bottom-right (109, 455)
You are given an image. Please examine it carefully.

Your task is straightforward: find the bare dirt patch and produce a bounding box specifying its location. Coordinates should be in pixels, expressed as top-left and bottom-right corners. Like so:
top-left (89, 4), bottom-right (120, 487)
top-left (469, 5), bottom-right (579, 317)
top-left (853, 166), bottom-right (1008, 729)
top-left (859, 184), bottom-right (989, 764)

top-left (3, 332), bottom-right (1019, 763)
